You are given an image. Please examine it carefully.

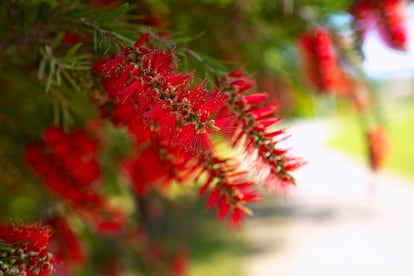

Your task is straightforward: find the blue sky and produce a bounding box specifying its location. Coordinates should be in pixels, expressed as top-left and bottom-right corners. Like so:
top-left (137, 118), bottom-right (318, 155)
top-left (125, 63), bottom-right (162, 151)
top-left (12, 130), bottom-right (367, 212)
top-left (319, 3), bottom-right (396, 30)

top-left (363, 4), bottom-right (414, 78)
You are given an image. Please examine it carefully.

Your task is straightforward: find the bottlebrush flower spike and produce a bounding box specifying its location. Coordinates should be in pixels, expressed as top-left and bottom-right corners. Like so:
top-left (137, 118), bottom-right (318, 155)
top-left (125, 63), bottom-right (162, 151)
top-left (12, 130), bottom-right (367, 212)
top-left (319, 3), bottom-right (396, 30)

top-left (375, 0), bottom-right (409, 51)
top-left (218, 70), bottom-right (305, 194)
top-left (367, 125), bottom-right (389, 171)
top-left (197, 154), bottom-right (260, 228)
top-left (297, 27), bottom-right (353, 95)
top-left (350, 0), bottom-right (409, 51)
top-left (26, 126), bottom-right (125, 234)
top-left (0, 223), bottom-right (54, 275)
top-left (94, 33), bottom-right (230, 153)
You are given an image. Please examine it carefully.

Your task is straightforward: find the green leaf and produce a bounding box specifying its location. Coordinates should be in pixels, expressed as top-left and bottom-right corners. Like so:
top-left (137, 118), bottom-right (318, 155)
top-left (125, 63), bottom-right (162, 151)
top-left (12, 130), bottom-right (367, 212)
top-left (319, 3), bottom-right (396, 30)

top-left (62, 70), bottom-right (80, 91)
top-left (64, 65), bottom-right (90, 71)
top-left (93, 30), bottom-right (98, 52)
top-left (56, 68), bottom-right (61, 86)
top-left (174, 31), bottom-right (206, 45)
top-left (111, 32), bottom-right (135, 45)
top-left (70, 54), bottom-right (90, 61)
top-left (45, 45), bottom-right (52, 56)
top-left (50, 31), bottom-right (65, 50)
top-left (197, 53), bottom-right (229, 75)
top-left (65, 42), bottom-right (83, 58)
top-left (62, 102), bottom-right (74, 129)
top-left (93, 3), bottom-right (129, 25)
top-left (64, 3), bottom-right (95, 18)
top-left (46, 59), bottom-right (56, 92)
top-left (102, 45), bottom-right (111, 55)
top-left (38, 58), bottom-right (46, 79)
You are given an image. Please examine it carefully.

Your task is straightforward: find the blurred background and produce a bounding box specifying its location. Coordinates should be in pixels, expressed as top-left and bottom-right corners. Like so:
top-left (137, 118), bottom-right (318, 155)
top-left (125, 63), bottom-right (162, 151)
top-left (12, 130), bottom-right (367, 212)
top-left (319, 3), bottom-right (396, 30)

top-left (182, 1), bottom-right (414, 275)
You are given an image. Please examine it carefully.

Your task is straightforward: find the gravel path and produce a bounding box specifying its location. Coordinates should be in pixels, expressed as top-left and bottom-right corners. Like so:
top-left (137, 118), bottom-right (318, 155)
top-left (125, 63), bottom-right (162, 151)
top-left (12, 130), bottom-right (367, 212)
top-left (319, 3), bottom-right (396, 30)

top-left (245, 119), bottom-right (414, 276)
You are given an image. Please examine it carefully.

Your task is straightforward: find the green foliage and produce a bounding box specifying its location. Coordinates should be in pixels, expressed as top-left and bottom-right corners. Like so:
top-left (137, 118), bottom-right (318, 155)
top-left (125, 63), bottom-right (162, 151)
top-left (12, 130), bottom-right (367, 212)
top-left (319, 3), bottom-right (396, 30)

top-left (385, 99), bottom-right (414, 179)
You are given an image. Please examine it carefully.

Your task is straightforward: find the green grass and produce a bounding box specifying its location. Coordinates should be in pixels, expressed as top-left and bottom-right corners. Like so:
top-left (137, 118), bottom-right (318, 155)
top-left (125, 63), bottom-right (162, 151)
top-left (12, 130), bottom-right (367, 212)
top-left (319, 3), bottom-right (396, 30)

top-left (190, 247), bottom-right (246, 276)
top-left (328, 97), bottom-right (414, 180)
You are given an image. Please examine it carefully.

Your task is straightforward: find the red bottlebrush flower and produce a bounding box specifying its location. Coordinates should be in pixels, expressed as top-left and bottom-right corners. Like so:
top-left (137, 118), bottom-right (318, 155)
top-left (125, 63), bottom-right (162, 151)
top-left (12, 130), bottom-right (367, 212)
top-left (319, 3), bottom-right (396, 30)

top-left (367, 125), bottom-right (389, 171)
top-left (197, 155), bottom-right (260, 228)
top-left (375, 0), bottom-right (409, 51)
top-left (218, 69), bottom-right (305, 194)
top-left (297, 27), bottom-right (352, 95)
top-left (94, 33), bottom-right (229, 153)
top-left (26, 126), bottom-right (125, 234)
top-left (0, 223), bottom-right (54, 275)
top-left (45, 216), bottom-right (85, 275)
top-left (350, 0), bottom-right (409, 51)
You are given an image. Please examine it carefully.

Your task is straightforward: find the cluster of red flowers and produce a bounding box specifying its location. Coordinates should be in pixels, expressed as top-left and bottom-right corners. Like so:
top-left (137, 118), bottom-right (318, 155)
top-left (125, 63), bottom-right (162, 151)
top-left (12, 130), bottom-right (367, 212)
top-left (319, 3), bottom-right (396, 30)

top-left (94, 33), bottom-right (303, 227)
top-left (95, 33), bottom-right (229, 154)
top-left (367, 125), bottom-right (389, 171)
top-left (297, 27), bottom-right (354, 95)
top-left (0, 223), bottom-right (54, 275)
top-left (123, 143), bottom-right (193, 195)
top-left (25, 126), bottom-right (124, 234)
top-left (350, 0), bottom-right (409, 51)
